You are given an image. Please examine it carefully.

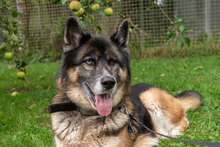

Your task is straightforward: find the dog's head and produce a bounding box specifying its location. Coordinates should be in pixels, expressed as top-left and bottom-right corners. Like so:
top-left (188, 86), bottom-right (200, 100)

top-left (59, 17), bottom-right (130, 116)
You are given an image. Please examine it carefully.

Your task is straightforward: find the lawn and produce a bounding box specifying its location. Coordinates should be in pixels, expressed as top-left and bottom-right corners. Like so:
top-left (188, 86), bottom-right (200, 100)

top-left (0, 56), bottom-right (219, 146)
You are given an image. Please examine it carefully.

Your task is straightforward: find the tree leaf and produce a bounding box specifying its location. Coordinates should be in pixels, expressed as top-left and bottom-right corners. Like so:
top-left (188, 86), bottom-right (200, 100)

top-left (95, 0), bottom-right (102, 3)
top-left (119, 10), bottom-right (125, 18)
top-left (52, 0), bottom-right (61, 4)
top-left (61, 0), bottom-right (67, 5)
top-left (179, 25), bottom-right (186, 33)
top-left (166, 33), bottom-right (176, 45)
top-left (146, 4), bottom-right (152, 11)
top-left (182, 28), bottom-right (193, 34)
top-left (81, 22), bottom-right (88, 28)
top-left (88, 15), bottom-right (94, 23)
top-left (176, 36), bottom-right (184, 48)
top-left (183, 37), bottom-right (190, 47)
top-left (96, 26), bottom-right (101, 34)
top-left (0, 42), bottom-right (7, 50)
top-left (12, 11), bottom-right (18, 17)
top-left (97, 10), bottom-right (105, 16)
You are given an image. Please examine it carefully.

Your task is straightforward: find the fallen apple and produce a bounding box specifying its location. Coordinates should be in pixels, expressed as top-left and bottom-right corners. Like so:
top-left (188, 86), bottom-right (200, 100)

top-left (11, 91), bottom-right (19, 96)
top-left (4, 52), bottom-right (13, 60)
top-left (16, 71), bottom-right (26, 79)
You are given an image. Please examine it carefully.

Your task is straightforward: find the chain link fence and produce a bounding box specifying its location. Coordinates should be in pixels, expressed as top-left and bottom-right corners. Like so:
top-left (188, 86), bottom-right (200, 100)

top-left (1, 0), bottom-right (220, 57)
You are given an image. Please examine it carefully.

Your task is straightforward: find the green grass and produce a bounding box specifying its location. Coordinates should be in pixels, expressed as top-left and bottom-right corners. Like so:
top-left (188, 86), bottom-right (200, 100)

top-left (0, 56), bottom-right (219, 146)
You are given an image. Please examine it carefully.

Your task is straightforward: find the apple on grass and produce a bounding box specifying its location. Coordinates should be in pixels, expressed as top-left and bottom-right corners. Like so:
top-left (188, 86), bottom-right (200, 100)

top-left (11, 91), bottom-right (19, 97)
top-left (16, 71), bottom-right (26, 79)
top-left (4, 52), bottom-right (13, 60)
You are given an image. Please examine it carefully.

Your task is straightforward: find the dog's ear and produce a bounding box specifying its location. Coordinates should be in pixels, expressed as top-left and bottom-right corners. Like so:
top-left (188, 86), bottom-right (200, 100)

top-left (63, 17), bottom-right (88, 52)
top-left (111, 20), bottom-right (129, 49)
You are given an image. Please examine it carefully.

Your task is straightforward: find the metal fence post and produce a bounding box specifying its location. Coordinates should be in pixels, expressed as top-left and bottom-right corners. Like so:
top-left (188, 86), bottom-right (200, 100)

top-left (205, 0), bottom-right (211, 36)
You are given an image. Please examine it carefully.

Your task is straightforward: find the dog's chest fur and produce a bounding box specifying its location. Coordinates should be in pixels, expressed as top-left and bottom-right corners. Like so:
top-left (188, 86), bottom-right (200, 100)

top-left (51, 109), bottom-right (134, 147)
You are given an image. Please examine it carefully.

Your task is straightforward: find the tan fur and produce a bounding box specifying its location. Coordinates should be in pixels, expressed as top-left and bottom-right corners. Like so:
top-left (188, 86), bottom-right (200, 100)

top-left (140, 88), bottom-right (185, 124)
top-left (119, 67), bottom-right (128, 82)
top-left (56, 77), bottom-right (62, 91)
top-left (177, 97), bottom-right (202, 111)
top-left (140, 87), bottom-right (189, 137)
top-left (134, 134), bottom-right (158, 147)
top-left (67, 67), bottom-right (79, 84)
top-left (66, 85), bottom-right (93, 110)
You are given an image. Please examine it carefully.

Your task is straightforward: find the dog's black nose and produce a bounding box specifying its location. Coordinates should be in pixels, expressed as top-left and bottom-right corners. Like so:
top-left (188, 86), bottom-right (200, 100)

top-left (101, 77), bottom-right (115, 89)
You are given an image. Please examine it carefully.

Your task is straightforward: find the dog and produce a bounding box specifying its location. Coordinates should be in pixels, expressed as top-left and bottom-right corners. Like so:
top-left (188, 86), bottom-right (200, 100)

top-left (49, 17), bottom-right (202, 147)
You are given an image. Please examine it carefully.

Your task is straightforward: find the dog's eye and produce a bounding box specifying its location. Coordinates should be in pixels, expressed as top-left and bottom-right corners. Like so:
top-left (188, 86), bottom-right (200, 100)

top-left (109, 59), bottom-right (117, 66)
top-left (85, 59), bottom-right (95, 66)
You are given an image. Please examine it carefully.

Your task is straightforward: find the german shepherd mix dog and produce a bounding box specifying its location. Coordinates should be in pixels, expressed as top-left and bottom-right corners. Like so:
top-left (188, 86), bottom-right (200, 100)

top-left (50, 17), bottom-right (202, 147)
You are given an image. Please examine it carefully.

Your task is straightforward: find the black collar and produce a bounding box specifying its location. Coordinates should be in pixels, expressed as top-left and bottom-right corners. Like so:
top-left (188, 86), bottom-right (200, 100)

top-left (48, 101), bottom-right (78, 114)
top-left (48, 101), bottom-right (123, 116)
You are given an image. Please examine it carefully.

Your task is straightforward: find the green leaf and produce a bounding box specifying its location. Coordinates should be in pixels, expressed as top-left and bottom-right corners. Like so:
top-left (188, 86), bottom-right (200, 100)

top-left (61, 0), bottom-right (67, 5)
top-left (176, 21), bottom-right (185, 27)
top-left (182, 28), bottom-right (193, 34)
top-left (1, 24), bottom-right (9, 30)
top-left (52, 0), bottom-right (61, 4)
top-left (102, 0), bottom-right (107, 6)
top-left (166, 33), bottom-right (176, 45)
top-left (81, 22), bottom-right (88, 28)
top-left (119, 10), bottom-right (125, 18)
top-left (95, 0), bottom-right (102, 3)
top-left (0, 42), bottom-right (7, 50)
top-left (107, 1), bottom-right (112, 7)
top-left (97, 10), bottom-right (105, 16)
top-left (145, 4), bottom-right (152, 11)
top-left (88, 15), bottom-right (95, 23)
top-left (11, 34), bottom-right (19, 42)
top-left (183, 37), bottom-right (190, 47)
top-left (96, 26), bottom-right (101, 34)
top-left (179, 25), bottom-right (186, 33)
top-left (176, 36), bottom-right (184, 48)
top-left (89, 0), bottom-right (95, 4)
top-left (174, 16), bottom-right (183, 23)
top-left (12, 11), bottom-right (18, 17)
top-left (2, 30), bottom-right (9, 35)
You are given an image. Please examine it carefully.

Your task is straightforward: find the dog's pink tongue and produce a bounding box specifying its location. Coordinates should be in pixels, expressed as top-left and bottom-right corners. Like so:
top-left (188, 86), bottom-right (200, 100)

top-left (95, 94), bottom-right (112, 116)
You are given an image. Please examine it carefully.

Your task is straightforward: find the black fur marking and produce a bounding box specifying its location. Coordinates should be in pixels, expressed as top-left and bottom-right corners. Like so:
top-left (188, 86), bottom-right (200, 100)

top-left (90, 36), bottom-right (110, 54)
top-left (110, 20), bottom-right (129, 47)
top-left (130, 83), bottom-right (155, 136)
top-left (175, 90), bottom-right (202, 102)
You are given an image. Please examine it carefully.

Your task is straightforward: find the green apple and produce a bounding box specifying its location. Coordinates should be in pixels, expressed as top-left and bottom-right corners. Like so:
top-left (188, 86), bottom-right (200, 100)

top-left (75, 8), bottom-right (85, 17)
top-left (91, 4), bottom-right (100, 11)
top-left (10, 41), bottom-right (14, 47)
top-left (69, 1), bottom-right (81, 12)
top-left (11, 91), bottom-right (19, 97)
top-left (104, 8), bottom-right (113, 16)
top-left (16, 71), bottom-right (26, 79)
top-left (4, 52), bottom-right (13, 60)
top-left (129, 28), bottom-right (132, 34)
